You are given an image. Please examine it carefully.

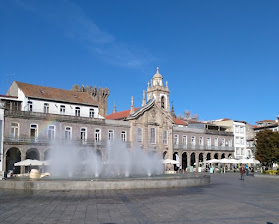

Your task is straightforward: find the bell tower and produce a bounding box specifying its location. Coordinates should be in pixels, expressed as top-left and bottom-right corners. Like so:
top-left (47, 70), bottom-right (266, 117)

top-left (145, 67), bottom-right (170, 112)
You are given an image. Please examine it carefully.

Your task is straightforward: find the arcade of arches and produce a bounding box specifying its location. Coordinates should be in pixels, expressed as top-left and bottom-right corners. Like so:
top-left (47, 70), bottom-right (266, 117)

top-left (4, 146), bottom-right (103, 174)
top-left (171, 151), bottom-right (232, 171)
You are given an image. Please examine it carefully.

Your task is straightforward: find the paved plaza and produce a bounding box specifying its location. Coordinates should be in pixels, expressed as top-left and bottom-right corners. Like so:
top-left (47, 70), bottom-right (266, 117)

top-left (0, 173), bottom-right (278, 224)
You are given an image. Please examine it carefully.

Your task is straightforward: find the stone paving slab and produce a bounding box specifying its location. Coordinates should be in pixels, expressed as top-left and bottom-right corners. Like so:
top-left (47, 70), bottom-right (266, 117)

top-left (0, 173), bottom-right (278, 224)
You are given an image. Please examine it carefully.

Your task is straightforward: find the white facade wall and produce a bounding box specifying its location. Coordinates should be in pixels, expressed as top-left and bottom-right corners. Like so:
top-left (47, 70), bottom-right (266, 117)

top-left (233, 121), bottom-right (247, 159)
top-left (0, 103), bottom-right (4, 173)
top-left (18, 91), bottom-right (99, 118)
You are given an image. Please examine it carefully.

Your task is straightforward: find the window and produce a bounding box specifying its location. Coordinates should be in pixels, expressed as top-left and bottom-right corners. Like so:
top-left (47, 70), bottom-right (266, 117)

top-left (108, 130), bottom-right (114, 141)
top-left (137, 128), bottom-right (142, 142)
top-left (240, 137), bottom-right (244, 145)
top-left (11, 123), bottom-right (19, 138)
top-left (207, 137), bottom-right (211, 146)
top-left (81, 128), bottom-right (87, 141)
top-left (221, 138), bottom-right (225, 147)
top-left (60, 105), bottom-right (65, 115)
top-left (182, 135), bottom-right (187, 145)
top-left (240, 126), bottom-right (244, 133)
top-left (95, 129), bottom-right (101, 142)
top-left (236, 137), bottom-right (240, 144)
top-left (199, 137), bottom-right (203, 145)
top-left (191, 136), bottom-right (196, 146)
top-left (236, 147), bottom-right (240, 155)
top-left (28, 101), bottom-right (33, 112)
top-left (75, 107), bottom-right (80, 116)
top-left (150, 128), bottom-right (156, 144)
top-left (214, 137), bottom-right (218, 146)
top-left (44, 103), bottom-right (49, 113)
top-left (241, 148), bottom-right (244, 155)
top-left (163, 130), bottom-right (168, 145)
top-left (65, 127), bottom-right (72, 140)
top-left (174, 134), bottom-right (179, 145)
top-left (121, 131), bottom-right (127, 142)
top-left (235, 126), bottom-right (239, 133)
top-left (30, 124), bottom-right (38, 139)
top-left (48, 125), bottom-right (55, 140)
top-left (89, 108), bottom-right (95, 118)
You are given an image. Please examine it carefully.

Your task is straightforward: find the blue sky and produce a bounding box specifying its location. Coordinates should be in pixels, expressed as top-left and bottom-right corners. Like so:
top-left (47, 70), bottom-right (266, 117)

top-left (1, 0), bottom-right (278, 124)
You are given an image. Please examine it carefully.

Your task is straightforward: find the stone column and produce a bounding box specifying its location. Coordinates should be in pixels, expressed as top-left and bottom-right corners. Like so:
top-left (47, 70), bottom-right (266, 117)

top-left (203, 153), bottom-right (207, 171)
top-left (195, 152), bottom-right (199, 172)
top-left (20, 151), bottom-right (26, 174)
top-left (187, 151), bottom-right (191, 172)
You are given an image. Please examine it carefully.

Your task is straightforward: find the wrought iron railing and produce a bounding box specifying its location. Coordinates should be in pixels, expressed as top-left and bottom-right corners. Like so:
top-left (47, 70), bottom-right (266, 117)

top-left (173, 143), bottom-right (234, 151)
top-left (4, 137), bottom-right (131, 147)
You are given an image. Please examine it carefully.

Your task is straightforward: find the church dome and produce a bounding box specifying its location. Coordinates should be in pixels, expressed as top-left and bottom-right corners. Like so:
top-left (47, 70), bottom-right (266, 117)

top-left (153, 67), bottom-right (162, 79)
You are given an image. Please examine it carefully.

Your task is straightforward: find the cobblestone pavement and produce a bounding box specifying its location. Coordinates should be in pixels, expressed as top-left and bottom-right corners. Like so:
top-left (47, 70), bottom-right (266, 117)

top-left (0, 173), bottom-right (279, 224)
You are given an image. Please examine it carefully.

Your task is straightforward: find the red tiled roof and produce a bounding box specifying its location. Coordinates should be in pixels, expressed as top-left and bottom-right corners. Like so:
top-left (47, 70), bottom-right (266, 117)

top-left (256, 120), bottom-right (275, 124)
top-left (173, 118), bottom-right (188, 125)
top-left (105, 108), bottom-right (140, 120)
top-left (15, 81), bottom-right (98, 106)
top-left (0, 95), bottom-right (18, 98)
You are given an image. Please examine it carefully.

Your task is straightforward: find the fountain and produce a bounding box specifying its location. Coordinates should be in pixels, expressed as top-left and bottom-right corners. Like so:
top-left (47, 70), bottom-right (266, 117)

top-left (46, 140), bottom-right (164, 178)
top-left (0, 140), bottom-right (210, 190)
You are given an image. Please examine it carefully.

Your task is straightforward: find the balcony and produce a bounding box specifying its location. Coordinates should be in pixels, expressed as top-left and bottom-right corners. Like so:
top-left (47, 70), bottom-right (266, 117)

top-left (173, 143), bottom-right (234, 151)
top-left (205, 129), bottom-right (233, 136)
top-left (4, 137), bottom-right (131, 148)
top-left (4, 110), bottom-right (105, 124)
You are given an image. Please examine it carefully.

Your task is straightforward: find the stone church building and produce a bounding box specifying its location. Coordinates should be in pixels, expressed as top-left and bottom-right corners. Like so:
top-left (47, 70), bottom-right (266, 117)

top-left (0, 68), bottom-right (234, 175)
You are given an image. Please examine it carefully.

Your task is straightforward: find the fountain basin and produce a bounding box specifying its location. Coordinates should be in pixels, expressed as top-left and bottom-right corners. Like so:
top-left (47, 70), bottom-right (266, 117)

top-left (0, 174), bottom-right (210, 191)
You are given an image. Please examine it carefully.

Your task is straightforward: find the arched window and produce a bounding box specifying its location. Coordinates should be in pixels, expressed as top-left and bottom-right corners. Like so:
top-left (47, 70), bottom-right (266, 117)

top-left (95, 129), bottom-right (101, 142)
top-left (75, 107), bottom-right (80, 116)
top-left (137, 128), bottom-right (142, 142)
top-left (44, 103), bottom-right (49, 113)
top-left (65, 127), bottom-right (72, 140)
top-left (48, 125), bottom-right (55, 140)
top-left (89, 108), bottom-right (95, 118)
top-left (161, 96), bottom-right (165, 109)
top-left (81, 128), bottom-right (87, 142)
top-left (163, 130), bottom-right (168, 145)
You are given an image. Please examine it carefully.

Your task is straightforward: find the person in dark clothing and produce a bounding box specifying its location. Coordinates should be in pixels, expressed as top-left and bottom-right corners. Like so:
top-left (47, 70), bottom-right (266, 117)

top-left (240, 164), bottom-right (245, 180)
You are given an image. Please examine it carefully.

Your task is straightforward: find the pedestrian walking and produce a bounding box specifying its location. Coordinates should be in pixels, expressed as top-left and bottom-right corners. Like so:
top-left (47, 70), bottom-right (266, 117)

top-left (240, 164), bottom-right (245, 180)
top-left (245, 164), bottom-right (249, 176)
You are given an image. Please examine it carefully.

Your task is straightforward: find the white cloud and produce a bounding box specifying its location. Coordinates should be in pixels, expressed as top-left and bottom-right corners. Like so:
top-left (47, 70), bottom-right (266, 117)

top-left (14, 0), bottom-right (156, 69)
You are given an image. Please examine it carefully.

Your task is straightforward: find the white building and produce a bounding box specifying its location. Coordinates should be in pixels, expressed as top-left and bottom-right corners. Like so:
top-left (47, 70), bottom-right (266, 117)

top-left (6, 81), bottom-right (101, 118)
top-left (212, 119), bottom-right (249, 159)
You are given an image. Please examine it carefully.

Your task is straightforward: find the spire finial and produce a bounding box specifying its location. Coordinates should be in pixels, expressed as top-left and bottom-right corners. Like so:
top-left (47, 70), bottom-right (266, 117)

top-left (113, 101), bottom-right (116, 113)
top-left (130, 96), bottom-right (135, 114)
top-left (156, 67), bottom-right (159, 73)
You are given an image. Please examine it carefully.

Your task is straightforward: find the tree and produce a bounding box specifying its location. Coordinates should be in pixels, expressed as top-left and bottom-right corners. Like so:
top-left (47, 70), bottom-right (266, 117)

top-left (255, 130), bottom-right (279, 166)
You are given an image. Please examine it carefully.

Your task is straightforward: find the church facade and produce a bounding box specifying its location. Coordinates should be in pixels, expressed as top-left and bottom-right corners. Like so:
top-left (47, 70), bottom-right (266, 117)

top-left (0, 68), bottom-right (234, 176)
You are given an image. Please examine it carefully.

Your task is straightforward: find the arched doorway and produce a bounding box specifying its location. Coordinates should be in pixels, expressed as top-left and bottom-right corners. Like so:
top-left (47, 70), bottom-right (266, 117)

top-left (182, 152), bottom-right (187, 171)
top-left (163, 151), bottom-right (167, 159)
top-left (206, 153), bottom-right (211, 160)
top-left (214, 153), bottom-right (219, 159)
top-left (96, 149), bottom-right (102, 161)
top-left (190, 153), bottom-right (195, 166)
top-left (199, 153), bottom-right (203, 163)
top-left (173, 152), bottom-right (179, 171)
top-left (221, 153), bottom-right (225, 159)
top-left (26, 148), bottom-right (40, 160)
top-left (6, 147), bottom-right (21, 174)
top-left (44, 149), bottom-right (51, 161)
top-left (26, 148), bottom-right (40, 173)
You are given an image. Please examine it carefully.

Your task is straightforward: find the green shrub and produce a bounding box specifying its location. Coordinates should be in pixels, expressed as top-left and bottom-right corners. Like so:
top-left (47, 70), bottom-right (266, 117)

top-left (264, 170), bottom-right (278, 175)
